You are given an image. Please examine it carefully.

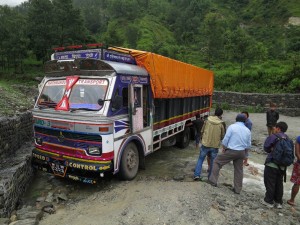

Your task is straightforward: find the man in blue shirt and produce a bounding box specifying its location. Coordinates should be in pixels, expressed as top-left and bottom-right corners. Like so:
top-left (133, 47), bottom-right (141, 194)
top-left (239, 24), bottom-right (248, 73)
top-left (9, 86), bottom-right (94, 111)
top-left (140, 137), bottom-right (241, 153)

top-left (208, 114), bottom-right (251, 194)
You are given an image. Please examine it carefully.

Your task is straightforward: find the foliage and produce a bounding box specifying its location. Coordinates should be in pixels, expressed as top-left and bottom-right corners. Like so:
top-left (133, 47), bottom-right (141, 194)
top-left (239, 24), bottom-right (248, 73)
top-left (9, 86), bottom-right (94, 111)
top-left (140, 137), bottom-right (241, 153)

top-left (214, 60), bottom-right (300, 93)
top-left (1, 0), bottom-right (300, 93)
top-left (0, 79), bottom-right (38, 116)
top-left (27, 0), bottom-right (54, 62)
top-left (0, 5), bottom-right (29, 73)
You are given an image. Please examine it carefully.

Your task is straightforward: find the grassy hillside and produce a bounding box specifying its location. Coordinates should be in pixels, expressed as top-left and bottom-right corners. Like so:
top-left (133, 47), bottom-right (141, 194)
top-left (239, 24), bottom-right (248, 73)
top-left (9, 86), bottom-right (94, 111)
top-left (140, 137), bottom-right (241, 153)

top-left (286, 0), bottom-right (300, 16)
top-left (0, 0), bottom-right (299, 95)
top-left (0, 79), bottom-right (38, 116)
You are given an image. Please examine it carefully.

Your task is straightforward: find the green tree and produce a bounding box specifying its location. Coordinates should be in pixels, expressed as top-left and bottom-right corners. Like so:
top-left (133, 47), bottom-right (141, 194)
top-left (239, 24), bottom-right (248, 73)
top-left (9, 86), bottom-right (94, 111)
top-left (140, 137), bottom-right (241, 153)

top-left (125, 24), bottom-right (140, 48)
top-left (27, 0), bottom-right (54, 61)
top-left (108, 0), bottom-right (140, 20)
top-left (225, 28), bottom-right (254, 75)
top-left (52, 0), bottom-right (89, 46)
top-left (167, 0), bottom-right (211, 45)
top-left (201, 12), bottom-right (227, 68)
top-left (0, 6), bottom-right (28, 73)
top-left (73, 0), bottom-right (109, 34)
top-left (251, 42), bottom-right (268, 63)
top-left (102, 20), bottom-right (125, 46)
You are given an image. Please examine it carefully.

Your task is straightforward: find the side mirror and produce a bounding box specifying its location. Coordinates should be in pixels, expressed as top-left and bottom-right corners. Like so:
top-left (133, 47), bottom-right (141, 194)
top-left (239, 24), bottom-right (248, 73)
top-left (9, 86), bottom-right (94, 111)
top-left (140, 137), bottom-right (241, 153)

top-left (97, 99), bottom-right (104, 106)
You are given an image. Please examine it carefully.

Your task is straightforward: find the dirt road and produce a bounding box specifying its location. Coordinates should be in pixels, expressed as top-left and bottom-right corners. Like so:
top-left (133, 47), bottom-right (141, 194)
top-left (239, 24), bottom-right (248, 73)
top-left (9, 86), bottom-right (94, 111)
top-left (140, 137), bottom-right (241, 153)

top-left (30, 111), bottom-right (300, 225)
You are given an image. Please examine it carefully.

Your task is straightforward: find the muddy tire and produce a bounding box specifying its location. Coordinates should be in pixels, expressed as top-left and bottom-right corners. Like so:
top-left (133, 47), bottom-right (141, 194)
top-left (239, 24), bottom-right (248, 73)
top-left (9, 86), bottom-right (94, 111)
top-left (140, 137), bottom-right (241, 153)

top-left (119, 143), bottom-right (139, 180)
top-left (176, 126), bottom-right (190, 149)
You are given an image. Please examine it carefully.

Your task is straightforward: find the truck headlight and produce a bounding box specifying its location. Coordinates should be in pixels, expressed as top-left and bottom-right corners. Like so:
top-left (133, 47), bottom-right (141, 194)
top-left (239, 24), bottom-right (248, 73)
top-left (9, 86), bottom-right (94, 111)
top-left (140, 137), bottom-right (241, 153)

top-left (87, 146), bottom-right (101, 156)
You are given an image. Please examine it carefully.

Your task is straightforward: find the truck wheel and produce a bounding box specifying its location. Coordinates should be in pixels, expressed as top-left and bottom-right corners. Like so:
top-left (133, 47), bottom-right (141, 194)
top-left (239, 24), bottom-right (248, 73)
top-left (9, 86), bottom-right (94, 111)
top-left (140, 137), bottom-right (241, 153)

top-left (176, 126), bottom-right (190, 149)
top-left (119, 143), bottom-right (139, 180)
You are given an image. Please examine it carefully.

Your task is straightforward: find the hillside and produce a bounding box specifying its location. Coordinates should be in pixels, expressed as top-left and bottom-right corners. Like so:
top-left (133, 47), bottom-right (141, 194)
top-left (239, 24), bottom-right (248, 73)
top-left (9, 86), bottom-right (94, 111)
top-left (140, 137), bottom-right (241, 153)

top-left (0, 0), bottom-right (299, 97)
top-left (0, 80), bottom-right (38, 117)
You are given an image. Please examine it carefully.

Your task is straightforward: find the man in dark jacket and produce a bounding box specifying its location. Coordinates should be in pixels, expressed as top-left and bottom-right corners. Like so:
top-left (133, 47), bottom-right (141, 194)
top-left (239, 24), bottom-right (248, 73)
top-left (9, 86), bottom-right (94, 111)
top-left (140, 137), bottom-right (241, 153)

top-left (192, 114), bottom-right (204, 149)
top-left (261, 121), bottom-right (288, 209)
top-left (266, 103), bottom-right (279, 136)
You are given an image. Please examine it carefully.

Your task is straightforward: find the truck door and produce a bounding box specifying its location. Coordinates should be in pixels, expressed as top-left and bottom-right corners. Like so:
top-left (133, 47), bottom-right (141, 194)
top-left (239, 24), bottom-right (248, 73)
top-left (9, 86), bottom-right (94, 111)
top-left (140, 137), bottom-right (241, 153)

top-left (129, 84), bottom-right (143, 133)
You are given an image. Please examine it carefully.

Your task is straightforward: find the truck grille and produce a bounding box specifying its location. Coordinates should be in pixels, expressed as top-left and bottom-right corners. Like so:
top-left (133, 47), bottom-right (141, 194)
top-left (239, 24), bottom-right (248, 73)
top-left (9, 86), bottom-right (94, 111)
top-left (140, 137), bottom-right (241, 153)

top-left (34, 126), bottom-right (102, 143)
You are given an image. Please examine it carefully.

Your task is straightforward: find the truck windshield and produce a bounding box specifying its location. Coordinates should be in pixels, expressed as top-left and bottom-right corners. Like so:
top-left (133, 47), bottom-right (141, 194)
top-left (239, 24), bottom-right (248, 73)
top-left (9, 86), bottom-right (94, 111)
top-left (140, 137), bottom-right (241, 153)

top-left (37, 79), bottom-right (108, 111)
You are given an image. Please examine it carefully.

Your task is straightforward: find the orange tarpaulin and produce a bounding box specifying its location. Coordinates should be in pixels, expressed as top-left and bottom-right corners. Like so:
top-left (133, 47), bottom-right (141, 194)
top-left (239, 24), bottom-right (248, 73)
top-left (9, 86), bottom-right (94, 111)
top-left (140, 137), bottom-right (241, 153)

top-left (109, 47), bottom-right (214, 99)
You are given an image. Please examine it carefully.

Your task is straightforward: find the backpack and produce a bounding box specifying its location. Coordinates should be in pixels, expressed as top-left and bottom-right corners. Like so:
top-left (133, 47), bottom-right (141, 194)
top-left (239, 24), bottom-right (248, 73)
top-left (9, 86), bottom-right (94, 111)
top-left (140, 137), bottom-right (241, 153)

top-left (272, 134), bottom-right (295, 167)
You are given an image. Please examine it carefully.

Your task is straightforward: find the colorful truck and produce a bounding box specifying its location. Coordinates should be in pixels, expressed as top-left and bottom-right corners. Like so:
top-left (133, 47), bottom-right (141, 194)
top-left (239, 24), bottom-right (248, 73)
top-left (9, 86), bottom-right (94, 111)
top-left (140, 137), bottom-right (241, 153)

top-left (31, 44), bottom-right (214, 184)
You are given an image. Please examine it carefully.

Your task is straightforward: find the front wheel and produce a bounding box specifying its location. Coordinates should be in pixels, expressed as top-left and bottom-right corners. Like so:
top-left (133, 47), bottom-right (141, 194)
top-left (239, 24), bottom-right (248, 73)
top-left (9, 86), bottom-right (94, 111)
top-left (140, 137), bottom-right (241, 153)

top-left (119, 143), bottom-right (139, 180)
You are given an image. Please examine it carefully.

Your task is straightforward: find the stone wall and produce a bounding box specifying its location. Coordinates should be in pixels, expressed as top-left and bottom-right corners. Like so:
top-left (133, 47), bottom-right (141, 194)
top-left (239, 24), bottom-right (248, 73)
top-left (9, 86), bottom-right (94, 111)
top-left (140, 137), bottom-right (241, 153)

top-left (0, 143), bottom-right (34, 217)
top-left (213, 91), bottom-right (300, 116)
top-left (0, 112), bottom-right (33, 160)
top-left (0, 112), bottom-right (34, 217)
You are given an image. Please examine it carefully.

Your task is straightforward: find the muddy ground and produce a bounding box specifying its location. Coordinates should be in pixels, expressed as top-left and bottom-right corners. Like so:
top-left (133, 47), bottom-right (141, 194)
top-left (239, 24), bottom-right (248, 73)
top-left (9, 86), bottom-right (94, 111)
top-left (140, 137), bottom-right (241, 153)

top-left (22, 110), bottom-right (300, 225)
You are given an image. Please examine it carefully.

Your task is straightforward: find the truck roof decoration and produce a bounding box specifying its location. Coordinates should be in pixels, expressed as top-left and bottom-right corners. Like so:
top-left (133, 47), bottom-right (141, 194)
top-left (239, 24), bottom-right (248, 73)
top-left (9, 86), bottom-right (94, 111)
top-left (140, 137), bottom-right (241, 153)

top-left (51, 47), bottom-right (136, 65)
top-left (109, 47), bottom-right (214, 99)
top-left (44, 58), bottom-right (148, 77)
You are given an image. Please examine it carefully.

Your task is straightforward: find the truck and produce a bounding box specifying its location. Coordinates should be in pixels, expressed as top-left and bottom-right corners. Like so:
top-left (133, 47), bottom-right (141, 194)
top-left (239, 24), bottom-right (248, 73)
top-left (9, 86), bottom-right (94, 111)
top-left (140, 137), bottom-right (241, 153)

top-left (31, 44), bottom-right (214, 184)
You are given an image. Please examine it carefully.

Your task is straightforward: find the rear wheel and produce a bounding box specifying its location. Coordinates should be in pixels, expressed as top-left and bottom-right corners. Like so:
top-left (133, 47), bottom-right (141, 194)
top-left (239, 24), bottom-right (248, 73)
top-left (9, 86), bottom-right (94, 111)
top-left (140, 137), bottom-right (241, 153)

top-left (119, 143), bottom-right (139, 180)
top-left (176, 126), bottom-right (190, 149)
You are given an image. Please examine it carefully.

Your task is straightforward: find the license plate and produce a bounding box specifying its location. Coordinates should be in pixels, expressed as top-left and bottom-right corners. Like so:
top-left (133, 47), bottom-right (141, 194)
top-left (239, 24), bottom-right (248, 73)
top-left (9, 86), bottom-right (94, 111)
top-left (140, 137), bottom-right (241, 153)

top-left (50, 161), bottom-right (67, 177)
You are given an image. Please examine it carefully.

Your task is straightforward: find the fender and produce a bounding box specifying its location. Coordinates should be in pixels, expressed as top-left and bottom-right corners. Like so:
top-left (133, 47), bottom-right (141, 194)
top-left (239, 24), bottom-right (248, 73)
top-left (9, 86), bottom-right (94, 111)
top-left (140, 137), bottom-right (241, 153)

top-left (114, 134), bottom-right (146, 174)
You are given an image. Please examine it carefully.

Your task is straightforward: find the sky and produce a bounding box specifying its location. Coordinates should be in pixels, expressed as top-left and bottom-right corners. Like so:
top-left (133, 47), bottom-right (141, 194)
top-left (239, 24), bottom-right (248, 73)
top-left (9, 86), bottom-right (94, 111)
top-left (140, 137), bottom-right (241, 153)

top-left (0, 0), bottom-right (28, 6)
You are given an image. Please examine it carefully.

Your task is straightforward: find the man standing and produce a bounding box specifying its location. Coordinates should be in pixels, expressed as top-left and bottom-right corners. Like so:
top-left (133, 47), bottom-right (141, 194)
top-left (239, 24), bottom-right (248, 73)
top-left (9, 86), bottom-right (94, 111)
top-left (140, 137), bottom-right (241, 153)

top-left (261, 121), bottom-right (290, 209)
top-left (266, 103), bottom-right (279, 136)
top-left (287, 135), bottom-right (300, 206)
top-left (193, 108), bottom-right (225, 181)
top-left (208, 114), bottom-right (251, 194)
top-left (242, 111), bottom-right (252, 166)
top-left (192, 114), bottom-right (204, 149)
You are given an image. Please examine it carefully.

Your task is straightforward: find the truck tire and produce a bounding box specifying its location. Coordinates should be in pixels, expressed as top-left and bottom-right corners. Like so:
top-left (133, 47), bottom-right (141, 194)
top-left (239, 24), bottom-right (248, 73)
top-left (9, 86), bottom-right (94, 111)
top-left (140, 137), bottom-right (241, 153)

top-left (119, 143), bottom-right (139, 180)
top-left (176, 126), bottom-right (190, 149)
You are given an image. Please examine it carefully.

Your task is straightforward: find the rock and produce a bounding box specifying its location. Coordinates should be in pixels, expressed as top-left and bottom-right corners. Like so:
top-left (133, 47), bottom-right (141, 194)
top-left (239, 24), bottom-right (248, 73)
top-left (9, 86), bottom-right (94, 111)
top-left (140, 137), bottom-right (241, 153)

top-left (36, 202), bottom-right (53, 210)
top-left (16, 207), bottom-right (42, 221)
top-left (43, 206), bottom-right (55, 214)
top-left (8, 218), bottom-right (37, 225)
top-left (9, 214), bottom-right (17, 222)
top-left (0, 217), bottom-right (10, 224)
top-left (45, 192), bottom-right (54, 203)
top-left (36, 197), bottom-right (46, 202)
top-left (173, 175), bottom-right (184, 181)
top-left (56, 193), bottom-right (68, 201)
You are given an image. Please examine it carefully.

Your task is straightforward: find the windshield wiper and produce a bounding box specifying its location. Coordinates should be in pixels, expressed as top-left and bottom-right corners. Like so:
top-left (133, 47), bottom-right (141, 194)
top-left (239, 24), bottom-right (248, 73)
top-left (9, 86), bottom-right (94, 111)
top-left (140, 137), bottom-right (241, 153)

top-left (38, 101), bottom-right (57, 109)
top-left (38, 104), bottom-right (57, 109)
top-left (38, 105), bottom-right (48, 109)
top-left (70, 108), bottom-right (99, 112)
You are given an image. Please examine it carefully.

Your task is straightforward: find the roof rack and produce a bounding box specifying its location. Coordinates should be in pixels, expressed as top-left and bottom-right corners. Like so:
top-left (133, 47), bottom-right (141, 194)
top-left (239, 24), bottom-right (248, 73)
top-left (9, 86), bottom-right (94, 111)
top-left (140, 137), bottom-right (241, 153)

top-left (53, 43), bottom-right (104, 52)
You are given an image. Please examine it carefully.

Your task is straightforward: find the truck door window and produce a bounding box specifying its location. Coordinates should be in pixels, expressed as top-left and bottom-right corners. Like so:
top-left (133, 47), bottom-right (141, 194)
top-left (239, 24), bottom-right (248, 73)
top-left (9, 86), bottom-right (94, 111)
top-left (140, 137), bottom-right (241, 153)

top-left (122, 88), bottom-right (128, 107)
top-left (134, 87), bottom-right (141, 107)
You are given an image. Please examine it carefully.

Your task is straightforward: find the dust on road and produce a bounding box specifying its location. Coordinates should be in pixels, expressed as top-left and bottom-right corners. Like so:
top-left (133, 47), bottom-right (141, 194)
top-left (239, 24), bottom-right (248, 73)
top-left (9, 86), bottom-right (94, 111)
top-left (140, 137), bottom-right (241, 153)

top-left (24, 110), bottom-right (300, 225)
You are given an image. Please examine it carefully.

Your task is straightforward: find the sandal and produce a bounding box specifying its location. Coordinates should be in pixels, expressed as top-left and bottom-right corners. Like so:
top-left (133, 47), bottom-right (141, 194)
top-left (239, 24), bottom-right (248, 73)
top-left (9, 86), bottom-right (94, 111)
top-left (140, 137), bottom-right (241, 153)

top-left (287, 200), bottom-right (295, 206)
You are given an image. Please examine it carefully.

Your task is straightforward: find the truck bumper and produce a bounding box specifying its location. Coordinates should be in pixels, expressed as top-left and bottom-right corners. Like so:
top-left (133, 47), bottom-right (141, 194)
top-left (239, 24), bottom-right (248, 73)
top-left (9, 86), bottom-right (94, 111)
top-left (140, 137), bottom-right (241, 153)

top-left (32, 148), bottom-right (113, 184)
